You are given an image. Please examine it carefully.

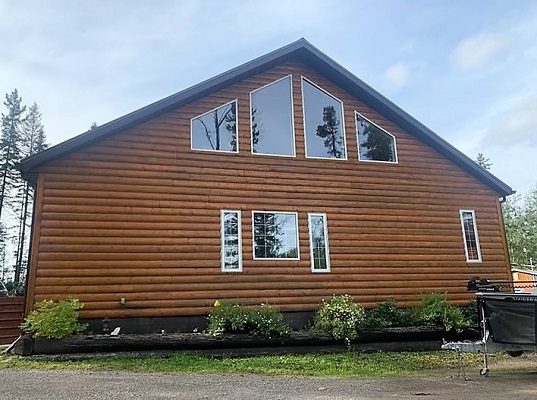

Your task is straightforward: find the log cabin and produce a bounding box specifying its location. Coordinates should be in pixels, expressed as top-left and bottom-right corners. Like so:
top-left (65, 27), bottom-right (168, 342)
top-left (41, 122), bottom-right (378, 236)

top-left (18, 39), bottom-right (514, 333)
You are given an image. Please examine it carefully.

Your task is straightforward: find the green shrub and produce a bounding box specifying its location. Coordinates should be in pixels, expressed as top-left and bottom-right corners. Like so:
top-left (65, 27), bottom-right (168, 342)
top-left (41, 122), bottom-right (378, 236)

top-left (207, 301), bottom-right (289, 337)
top-left (313, 295), bottom-right (365, 343)
top-left (412, 293), bottom-right (469, 331)
top-left (460, 300), bottom-right (479, 325)
top-left (363, 299), bottom-right (414, 329)
top-left (21, 298), bottom-right (87, 339)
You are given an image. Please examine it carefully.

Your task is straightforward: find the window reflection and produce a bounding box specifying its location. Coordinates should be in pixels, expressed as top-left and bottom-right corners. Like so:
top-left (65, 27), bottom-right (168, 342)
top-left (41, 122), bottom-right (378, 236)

top-left (356, 114), bottom-right (397, 162)
top-left (250, 76), bottom-right (294, 156)
top-left (192, 101), bottom-right (237, 152)
top-left (461, 210), bottom-right (481, 262)
top-left (253, 212), bottom-right (299, 259)
top-left (309, 214), bottom-right (329, 271)
top-left (222, 211), bottom-right (242, 270)
top-left (302, 78), bottom-right (346, 159)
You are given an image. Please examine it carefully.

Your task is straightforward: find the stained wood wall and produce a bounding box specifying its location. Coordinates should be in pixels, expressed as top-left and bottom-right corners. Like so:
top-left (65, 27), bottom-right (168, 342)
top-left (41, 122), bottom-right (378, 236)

top-left (0, 297), bottom-right (23, 344)
top-left (26, 60), bottom-right (511, 319)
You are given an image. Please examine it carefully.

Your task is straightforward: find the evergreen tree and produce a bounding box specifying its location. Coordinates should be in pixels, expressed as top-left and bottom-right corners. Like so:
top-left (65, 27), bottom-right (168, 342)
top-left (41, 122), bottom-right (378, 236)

top-left (316, 106), bottom-right (342, 158)
top-left (251, 108), bottom-right (261, 153)
top-left (0, 89), bottom-right (25, 221)
top-left (360, 122), bottom-right (396, 162)
top-left (476, 153), bottom-right (492, 170)
top-left (13, 103), bottom-right (47, 285)
top-left (503, 185), bottom-right (537, 267)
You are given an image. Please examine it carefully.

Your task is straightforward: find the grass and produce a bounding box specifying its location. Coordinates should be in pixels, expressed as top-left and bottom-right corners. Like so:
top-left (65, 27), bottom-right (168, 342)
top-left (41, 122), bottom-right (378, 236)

top-left (0, 351), bottom-right (504, 377)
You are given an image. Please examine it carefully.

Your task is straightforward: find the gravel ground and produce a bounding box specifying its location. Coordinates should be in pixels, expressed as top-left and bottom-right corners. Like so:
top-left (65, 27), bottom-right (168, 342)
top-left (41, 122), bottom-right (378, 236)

top-left (1, 367), bottom-right (537, 400)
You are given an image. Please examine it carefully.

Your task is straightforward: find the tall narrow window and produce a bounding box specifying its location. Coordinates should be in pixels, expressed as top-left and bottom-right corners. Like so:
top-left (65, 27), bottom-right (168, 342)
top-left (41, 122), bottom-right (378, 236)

top-left (191, 100), bottom-right (238, 153)
top-left (308, 213), bottom-right (330, 272)
top-left (356, 112), bottom-right (397, 163)
top-left (221, 210), bottom-right (242, 271)
top-left (250, 75), bottom-right (295, 156)
top-left (252, 211), bottom-right (299, 260)
top-left (301, 77), bottom-right (346, 159)
top-left (460, 210), bottom-right (482, 262)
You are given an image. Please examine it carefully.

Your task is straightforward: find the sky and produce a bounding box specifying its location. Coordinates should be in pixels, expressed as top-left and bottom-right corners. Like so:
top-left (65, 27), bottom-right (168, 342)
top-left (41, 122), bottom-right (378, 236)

top-left (0, 0), bottom-right (536, 196)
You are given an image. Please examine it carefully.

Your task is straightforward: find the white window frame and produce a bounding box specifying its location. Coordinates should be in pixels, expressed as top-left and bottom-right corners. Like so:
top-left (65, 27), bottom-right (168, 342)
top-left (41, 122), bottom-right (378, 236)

top-left (251, 210), bottom-right (300, 261)
top-left (355, 111), bottom-right (398, 164)
top-left (459, 209), bottom-right (482, 263)
top-left (308, 213), bottom-right (331, 273)
top-left (190, 99), bottom-right (239, 154)
top-left (301, 76), bottom-right (348, 161)
top-left (220, 209), bottom-right (243, 272)
top-left (249, 74), bottom-right (296, 158)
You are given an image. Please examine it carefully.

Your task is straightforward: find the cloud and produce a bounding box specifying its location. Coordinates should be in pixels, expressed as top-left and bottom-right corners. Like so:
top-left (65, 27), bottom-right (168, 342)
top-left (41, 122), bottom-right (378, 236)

top-left (451, 32), bottom-right (511, 70)
top-left (481, 94), bottom-right (537, 147)
top-left (385, 62), bottom-right (411, 87)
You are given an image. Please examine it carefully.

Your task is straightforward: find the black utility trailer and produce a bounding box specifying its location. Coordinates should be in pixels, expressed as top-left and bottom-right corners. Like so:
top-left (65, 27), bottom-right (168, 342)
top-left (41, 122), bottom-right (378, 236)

top-left (442, 277), bottom-right (537, 375)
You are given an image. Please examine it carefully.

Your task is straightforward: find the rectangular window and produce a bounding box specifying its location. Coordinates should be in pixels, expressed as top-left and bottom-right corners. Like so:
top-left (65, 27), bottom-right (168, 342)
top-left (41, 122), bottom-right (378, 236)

top-left (301, 77), bottom-right (347, 160)
top-left (252, 211), bottom-right (299, 260)
top-left (460, 210), bottom-right (482, 262)
top-left (221, 210), bottom-right (242, 271)
top-left (250, 75), bottom-right (295, 157)
top-left (191, 100), bottom-right (238, 153)
top-left (308, 213), bottom-right (330, 272)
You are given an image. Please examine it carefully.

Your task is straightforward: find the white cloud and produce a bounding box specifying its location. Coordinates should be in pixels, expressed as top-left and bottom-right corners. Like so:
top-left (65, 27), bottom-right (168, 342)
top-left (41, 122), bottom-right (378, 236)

top-left (482, 94), bottom-right (537, 147)
top-left (385, 62), bottom-right (411, 87)
top-left (451, 32), bottom-right (511, 70)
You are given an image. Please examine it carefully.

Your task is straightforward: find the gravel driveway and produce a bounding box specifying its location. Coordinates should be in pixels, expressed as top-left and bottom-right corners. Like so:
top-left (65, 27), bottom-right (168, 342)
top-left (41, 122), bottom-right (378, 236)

top-left (1, 369), bottom-right (537, 400)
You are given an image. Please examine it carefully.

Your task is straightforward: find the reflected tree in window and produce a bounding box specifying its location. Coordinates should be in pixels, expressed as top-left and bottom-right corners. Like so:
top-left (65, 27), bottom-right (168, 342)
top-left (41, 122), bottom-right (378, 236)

top-left (253, 212), bottom-right (298, 259)
top-left (309, 214), bottom-right (329, 271)
top-left (316, 106), bottom-right (343, 158)
top-left (222, 211), bottom-right (241, 270)
top-left (302, 78), bottom-right (346, 159)
top-left (191, 101), bottom-right (237, 152)
top-left (356, 115), bottom-right (396, 162)
top-left (251, 107), bottom-right (261, 152)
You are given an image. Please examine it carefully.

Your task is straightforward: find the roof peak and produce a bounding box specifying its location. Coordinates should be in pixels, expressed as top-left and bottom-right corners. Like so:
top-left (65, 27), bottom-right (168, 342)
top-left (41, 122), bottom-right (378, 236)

top-left (17, 38), bottom-right (513, 196)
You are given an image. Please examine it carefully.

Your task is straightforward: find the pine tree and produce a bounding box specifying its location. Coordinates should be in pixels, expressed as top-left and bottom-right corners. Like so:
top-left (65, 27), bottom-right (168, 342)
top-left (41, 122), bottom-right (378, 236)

top-left (476, 153), bottom-right (492, 170)
top-left (0, 89), bottom-right (26, 221)
top-left (12, 103), bottom-right (47, 285)
top-left (316, 106), bottom-right (342, 158)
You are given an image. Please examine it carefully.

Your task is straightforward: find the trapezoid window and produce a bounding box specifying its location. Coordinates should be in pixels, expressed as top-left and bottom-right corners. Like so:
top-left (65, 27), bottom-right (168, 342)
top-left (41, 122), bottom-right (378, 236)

top-left (459, 209), bottom-right (482, 262)
top-left (301, 77), bottom-right (346, 160)
top-left (250, 75), bottom-right (295, 156)
top-left (252, 211), bottom-right (299, 260)
top-left (221, 210), bottom-right (242, 271)
top-left (308, 213), bottom-right (330, 272)
top-left (191, 100), bottom-right (238, 153)
top-left (356, 112), bottom-right (397, 163)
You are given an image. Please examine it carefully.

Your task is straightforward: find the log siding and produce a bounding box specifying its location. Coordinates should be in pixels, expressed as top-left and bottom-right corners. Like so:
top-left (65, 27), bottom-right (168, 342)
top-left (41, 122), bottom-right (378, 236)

top-left (26, 60), bottom-right (511, 319)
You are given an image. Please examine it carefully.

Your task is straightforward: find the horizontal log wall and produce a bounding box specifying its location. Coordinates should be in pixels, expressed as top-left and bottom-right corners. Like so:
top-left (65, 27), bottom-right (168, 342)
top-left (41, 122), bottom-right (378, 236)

top-left (28, 59), bottom-right (511, 319)
top-left (0, 297), bottom-right (24, 344)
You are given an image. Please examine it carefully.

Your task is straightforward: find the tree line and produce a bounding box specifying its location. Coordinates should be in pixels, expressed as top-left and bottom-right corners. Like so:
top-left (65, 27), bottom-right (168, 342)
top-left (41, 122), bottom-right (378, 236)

top-left (0, 89), bottom-right (47, 293)
top-left (476, 153), bottom-right (536, 268)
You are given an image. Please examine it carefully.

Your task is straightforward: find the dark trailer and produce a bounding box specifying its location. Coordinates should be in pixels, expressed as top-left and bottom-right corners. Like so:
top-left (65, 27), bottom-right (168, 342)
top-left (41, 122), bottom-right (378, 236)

top-left (443, 277), bottom-right (537, 375)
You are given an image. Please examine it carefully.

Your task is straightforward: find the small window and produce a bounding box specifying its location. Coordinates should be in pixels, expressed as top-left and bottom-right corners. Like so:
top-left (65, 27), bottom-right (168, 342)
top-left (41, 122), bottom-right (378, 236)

top-left (301, 77), bottom-right (347, 159)
top-left (356, 112), bottom-right (397, 163)
top-left (221, 210), bottom-right (242, 271)
top-left (460, 210), bottom-right (482, 262)
top-left (252, 211), bottom-right (299, 260)
top-left (250, 75), bottom-right (295, 156)
top-left (308, 213), bottom-right (330, 272)
top-left (191, 100), bottom-right (238, 153)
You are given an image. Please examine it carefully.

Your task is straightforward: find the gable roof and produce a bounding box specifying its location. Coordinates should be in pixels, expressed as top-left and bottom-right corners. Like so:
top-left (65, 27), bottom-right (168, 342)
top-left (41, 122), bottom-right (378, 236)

top-left (17, 38), bottom-right (514, 196)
